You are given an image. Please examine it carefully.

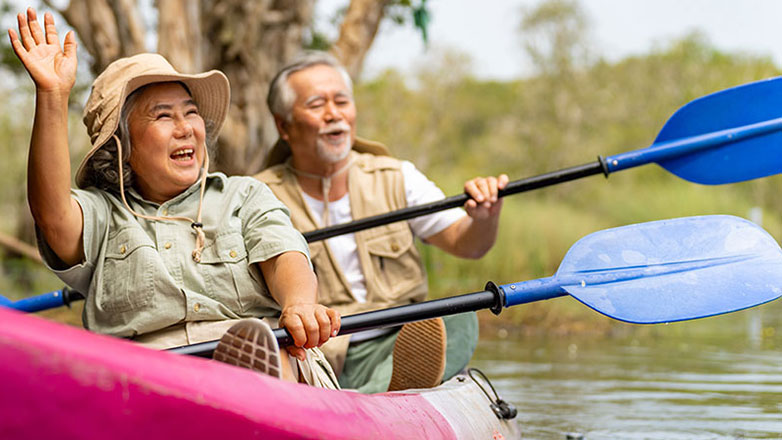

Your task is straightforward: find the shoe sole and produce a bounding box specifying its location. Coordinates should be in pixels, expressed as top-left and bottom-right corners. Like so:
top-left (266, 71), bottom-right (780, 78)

top-left (212, 319), bottom-right (282, 379)
top-left (387, 318), bottom-right (447, 392)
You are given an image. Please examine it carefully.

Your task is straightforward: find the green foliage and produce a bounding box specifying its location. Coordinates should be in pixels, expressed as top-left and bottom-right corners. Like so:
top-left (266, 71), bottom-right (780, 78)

top-left (305, 31), bottom-right (333, 51)
top-left (385, 0), bottom-right (430, 45)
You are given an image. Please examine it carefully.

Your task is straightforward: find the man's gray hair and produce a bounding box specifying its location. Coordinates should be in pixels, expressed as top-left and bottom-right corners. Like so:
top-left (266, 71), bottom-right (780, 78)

top-left (267, 51), bottom-right (353, 121)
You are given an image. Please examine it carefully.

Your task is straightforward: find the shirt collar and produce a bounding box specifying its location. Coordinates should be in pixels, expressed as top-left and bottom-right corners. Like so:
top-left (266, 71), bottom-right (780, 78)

top-left (124, 172), bottom-right (228, 206)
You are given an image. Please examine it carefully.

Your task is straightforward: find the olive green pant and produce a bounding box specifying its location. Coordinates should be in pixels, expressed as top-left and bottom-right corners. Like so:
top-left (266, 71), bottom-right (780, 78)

top-left (338, 312), bottom-right (479, 394)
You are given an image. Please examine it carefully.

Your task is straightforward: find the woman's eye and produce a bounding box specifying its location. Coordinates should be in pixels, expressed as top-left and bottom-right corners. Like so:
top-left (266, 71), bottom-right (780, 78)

top-left (156, 113), bottom-right (172, 120)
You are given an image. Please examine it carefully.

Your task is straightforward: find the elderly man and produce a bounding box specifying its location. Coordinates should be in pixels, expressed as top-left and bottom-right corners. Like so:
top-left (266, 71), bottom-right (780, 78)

top-left (255, 51), bottom-right (508, 393)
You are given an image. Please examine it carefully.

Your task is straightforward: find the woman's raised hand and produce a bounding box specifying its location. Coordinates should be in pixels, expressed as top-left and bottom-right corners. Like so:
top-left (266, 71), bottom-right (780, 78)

top-left (8, 8), bottom-right (77, 93)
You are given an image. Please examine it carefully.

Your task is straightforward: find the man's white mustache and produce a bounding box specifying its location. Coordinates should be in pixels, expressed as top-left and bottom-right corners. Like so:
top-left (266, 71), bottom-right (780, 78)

top-left (319, 122), bottom-right (351, 135)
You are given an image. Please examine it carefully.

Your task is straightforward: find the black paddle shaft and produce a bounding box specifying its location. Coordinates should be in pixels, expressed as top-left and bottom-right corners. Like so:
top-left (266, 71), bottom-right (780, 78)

top-left (35, 159), bottom-right (607, 309)
top-left (303, 158), bottom-right (608, 242)
top-left (169, 283), bottom-right (506, 358)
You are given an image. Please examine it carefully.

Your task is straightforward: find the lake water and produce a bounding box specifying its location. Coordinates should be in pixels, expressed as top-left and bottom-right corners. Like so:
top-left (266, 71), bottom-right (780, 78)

top-left (471, 303), bottom-right (782, 440)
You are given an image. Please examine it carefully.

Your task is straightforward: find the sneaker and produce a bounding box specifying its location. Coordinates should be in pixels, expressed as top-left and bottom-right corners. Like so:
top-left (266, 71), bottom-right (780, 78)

top-left (387, 317), bottom-right (447, 391)
top-left (212, 319), bottom-right (282, 379)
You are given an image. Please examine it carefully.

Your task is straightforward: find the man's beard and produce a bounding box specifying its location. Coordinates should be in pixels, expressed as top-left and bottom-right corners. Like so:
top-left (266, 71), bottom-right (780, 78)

top-left (316, 122), bottom-right (352, 164)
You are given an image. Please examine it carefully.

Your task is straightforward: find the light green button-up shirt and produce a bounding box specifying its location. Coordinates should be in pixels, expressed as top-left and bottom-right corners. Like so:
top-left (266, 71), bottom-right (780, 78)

top-left (38, 173), bottom-right (310, 338)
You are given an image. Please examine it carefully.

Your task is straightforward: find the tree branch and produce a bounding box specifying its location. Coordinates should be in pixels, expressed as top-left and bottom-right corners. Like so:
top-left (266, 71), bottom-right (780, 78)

top-left (0, 231), bottom-right (43, 265)
top-left (332, 0), bottom-right (391, 78)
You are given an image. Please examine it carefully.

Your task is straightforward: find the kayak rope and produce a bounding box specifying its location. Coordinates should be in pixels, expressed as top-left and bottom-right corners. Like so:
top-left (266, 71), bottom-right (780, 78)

top-left (468, 367), bottom-right (518, 420)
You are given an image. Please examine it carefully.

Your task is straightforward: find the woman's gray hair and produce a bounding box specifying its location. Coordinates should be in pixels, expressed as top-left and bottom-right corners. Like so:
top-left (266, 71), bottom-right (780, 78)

top-left (267, 51), bottom-right (353, 121)
top-left (84, 82), bottom-right (215, 192)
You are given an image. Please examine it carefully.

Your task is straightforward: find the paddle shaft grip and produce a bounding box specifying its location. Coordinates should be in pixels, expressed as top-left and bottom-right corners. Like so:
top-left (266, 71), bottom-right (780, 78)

top-left (169, 288), bottom-right (506, 358)
top-left (498, 276), bottom-right (568, 307)
top-left (3, 287), bottom-right (81, 312)
top-left (303, 160), bottom-right (607, 243)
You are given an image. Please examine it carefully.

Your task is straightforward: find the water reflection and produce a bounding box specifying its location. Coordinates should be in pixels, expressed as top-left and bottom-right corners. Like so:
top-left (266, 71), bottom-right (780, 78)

top-left (471, 302), bottom-right (782, 439)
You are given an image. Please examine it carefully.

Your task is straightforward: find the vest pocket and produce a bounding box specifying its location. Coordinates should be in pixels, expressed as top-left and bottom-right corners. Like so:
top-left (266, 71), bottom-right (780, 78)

top-left (99, 228), bottom-right (156, 313)
top-left (197, 232), bottom-right (256, 311)
top-left (365, 228), bottom-right (424, 301)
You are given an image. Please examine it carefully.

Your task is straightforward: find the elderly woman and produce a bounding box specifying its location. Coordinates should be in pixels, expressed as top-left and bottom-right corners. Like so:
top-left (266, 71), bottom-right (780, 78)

top-left (8, 8), bottom-right (339, 387)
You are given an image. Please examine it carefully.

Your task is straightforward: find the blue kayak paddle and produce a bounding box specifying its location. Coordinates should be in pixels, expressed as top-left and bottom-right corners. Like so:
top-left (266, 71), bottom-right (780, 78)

top-left (171, 215), bottom-right (782, 356)
top-left (305, 77), bottom-right (782, 242)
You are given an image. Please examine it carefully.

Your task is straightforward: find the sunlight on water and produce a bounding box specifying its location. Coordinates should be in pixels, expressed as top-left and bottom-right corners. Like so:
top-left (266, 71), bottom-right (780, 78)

top-left (472, 303), bottom-right (782, 440)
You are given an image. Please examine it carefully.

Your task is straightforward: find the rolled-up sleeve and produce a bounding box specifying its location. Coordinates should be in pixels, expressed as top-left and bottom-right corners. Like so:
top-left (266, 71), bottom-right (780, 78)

top-left (241, 182), bottom-right (310, 266)
top-left (35, 188), bottom-right (109, 294)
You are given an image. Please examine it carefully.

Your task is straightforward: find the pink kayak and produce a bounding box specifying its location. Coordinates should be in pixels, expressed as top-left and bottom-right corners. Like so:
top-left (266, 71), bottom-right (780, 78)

top-left (0, 307), bottom-right (519, 439)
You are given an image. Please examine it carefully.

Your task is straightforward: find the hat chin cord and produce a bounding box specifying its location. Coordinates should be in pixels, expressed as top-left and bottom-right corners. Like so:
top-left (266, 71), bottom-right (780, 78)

top-left (113, 134), bottom-right (208, 262)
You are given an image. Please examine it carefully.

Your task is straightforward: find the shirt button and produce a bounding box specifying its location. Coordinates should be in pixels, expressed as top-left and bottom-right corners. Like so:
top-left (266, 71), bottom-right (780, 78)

top-left (193, 303), bottom-right (201, 312)
top-left (391, 242), bottom-right (400, 252)
top-left (164, 242), bottom-right (172, 249)
top-left (162, 209), bottom-right (169, 216)
top-left (120, 245), bottom-right (126, 254)
top-left (229, 250), bottom-right (237, 258)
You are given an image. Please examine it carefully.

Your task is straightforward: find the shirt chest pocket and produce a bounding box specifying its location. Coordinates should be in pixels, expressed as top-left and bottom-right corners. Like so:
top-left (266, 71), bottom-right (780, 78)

top-left (99, 228), bottom-right (158, 313)
top-left (198, 232), bottom-right (259, 311)
top-left (364, 226), bottom-right (425, 300)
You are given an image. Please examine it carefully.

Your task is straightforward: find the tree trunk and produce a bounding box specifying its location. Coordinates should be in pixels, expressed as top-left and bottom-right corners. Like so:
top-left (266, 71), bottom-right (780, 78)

top-left (157, 0), bottom-right (202, 73)
top-left (331, 0), bottom-right (391, 79)
top-left (199, 0), bottom-right (315, 175)
top-left (46, 0), bottom-right (145, 75)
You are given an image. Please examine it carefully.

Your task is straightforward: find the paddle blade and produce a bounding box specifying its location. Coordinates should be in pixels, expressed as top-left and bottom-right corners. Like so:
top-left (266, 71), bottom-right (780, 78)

top-left (654, 77), bottom-right (782, 184)
top-left (556, 215), bottom-right (782, 323)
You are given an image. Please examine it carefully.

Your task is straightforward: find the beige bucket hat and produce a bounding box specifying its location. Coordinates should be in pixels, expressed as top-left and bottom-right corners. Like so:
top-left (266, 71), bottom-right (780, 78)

top-left (75, 53), bottom-right (230, 189)
top-left (263, 136), bottom-right (390, 169)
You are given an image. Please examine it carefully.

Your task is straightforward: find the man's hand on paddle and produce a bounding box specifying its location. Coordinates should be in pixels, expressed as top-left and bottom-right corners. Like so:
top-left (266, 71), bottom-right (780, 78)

top-left (463, 174), bottom-right (509, 219)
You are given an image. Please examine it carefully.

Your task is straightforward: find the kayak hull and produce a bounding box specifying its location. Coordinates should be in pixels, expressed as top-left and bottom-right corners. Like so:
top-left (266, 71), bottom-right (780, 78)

top-left (0, 308), bottom-right (519, 439)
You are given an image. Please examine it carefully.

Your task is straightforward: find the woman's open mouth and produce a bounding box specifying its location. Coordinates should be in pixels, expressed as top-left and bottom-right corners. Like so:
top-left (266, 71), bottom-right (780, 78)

top-left (170, 148), bottom-right (195, 162)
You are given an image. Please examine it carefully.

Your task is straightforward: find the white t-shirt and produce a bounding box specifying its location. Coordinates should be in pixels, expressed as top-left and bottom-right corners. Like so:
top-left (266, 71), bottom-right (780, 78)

top-left (302, 160), bottom-right (465, 304)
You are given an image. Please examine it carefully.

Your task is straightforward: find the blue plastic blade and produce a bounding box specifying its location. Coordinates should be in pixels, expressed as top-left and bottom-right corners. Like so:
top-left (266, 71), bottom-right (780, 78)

top-left (556, 215), bottom-right (782, 323)
top-left (654, 77), bottom-right (782, 184)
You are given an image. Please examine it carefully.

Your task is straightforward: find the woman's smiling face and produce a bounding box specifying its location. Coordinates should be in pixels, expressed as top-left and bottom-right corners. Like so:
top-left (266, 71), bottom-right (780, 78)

top-left (127, 82), bottom-right (207, 204)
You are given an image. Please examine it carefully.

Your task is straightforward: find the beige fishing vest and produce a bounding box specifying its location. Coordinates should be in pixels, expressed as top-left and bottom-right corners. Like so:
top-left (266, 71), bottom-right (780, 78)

top-left (256, 150), bottom-right (429, 316)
